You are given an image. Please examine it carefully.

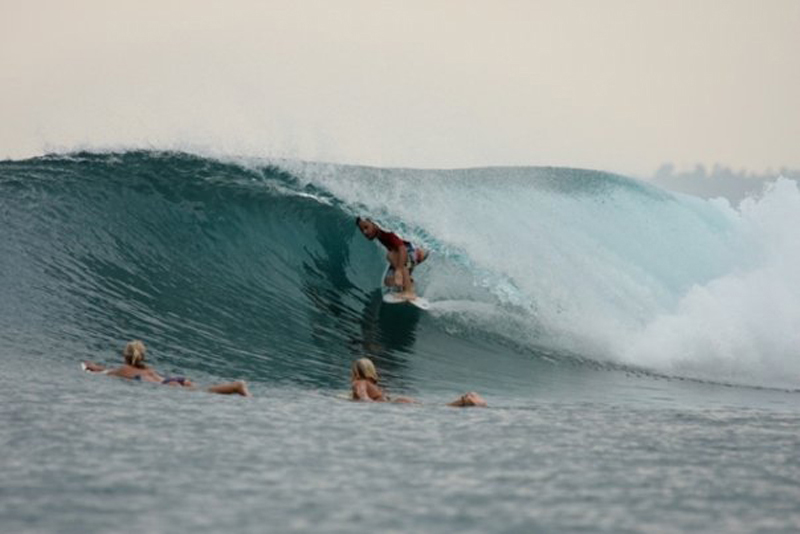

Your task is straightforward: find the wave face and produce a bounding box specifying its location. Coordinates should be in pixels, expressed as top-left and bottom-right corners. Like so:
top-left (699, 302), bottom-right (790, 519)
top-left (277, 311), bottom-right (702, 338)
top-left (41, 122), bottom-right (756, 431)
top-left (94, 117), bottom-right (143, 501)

top-left (1, 151), bottom-right (798, 388)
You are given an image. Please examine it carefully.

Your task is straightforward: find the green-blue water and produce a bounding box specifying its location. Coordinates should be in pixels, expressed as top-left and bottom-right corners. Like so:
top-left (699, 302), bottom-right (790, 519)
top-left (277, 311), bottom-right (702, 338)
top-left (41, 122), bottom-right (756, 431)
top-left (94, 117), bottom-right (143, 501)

top-left (2, 151), bottom-right (799, 533)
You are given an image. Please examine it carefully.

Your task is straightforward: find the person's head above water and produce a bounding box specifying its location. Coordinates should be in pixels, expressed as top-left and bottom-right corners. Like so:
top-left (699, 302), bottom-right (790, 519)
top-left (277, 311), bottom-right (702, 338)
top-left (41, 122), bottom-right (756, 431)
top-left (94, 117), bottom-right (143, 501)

top-left (356, 217), bottom-right (379, 240)
top-left (351, 357), bottom-right (379, 383)
top-left (449, 391), bottom-right (488, 407)
top-left (123, 340), bottom-right (147, 369)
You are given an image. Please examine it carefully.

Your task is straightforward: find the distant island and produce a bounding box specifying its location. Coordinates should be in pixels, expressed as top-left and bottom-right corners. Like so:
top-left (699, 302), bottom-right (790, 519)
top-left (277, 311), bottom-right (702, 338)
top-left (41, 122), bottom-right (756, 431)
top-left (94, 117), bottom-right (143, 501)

top-left (648, 164), bottom-right (800, 204)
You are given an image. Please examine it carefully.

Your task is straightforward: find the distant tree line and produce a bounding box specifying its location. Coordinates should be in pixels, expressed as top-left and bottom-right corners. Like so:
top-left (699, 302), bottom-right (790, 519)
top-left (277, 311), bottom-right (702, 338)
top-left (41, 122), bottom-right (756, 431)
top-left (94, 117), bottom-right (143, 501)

top-left (650, 163), bottom-right (800, 204)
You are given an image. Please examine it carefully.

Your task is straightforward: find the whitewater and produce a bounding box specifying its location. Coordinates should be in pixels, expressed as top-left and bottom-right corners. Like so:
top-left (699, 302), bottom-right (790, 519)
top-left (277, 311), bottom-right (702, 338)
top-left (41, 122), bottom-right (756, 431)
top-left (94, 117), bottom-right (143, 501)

top-left (1, 151), bottom-right (799, 533)
top-left (279, 159), bottom-right (800, 388)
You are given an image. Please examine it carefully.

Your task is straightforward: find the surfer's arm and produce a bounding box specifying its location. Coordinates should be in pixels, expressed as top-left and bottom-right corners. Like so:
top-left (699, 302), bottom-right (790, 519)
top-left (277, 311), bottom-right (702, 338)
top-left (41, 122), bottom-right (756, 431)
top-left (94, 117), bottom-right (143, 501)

top-left (82, 361), bottom-right (108, 373)
top-left (82, 361), bottom-right (130, 377)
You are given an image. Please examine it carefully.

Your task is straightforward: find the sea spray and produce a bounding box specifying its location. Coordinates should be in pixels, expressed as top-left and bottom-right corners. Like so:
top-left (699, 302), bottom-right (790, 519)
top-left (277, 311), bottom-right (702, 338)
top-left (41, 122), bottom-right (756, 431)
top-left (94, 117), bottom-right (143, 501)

top-left (287, 162), bottom-right (799, 386)
top-left (620, 179), bottom-right (800, 384)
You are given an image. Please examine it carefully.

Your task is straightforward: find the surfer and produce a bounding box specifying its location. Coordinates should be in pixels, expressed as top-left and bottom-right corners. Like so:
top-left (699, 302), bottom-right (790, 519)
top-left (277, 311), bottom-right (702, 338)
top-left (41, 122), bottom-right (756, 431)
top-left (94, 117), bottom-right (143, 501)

top-left (447, 392), bottom-right (487, 407)
top-left (356, 217), bottom-right (428, 300)
top-left (350, 357), bottom-right (415, 403)
top-left (82, 340), bottom-right (252, 396)
top-left (350, 358), bottom-right (487, 407)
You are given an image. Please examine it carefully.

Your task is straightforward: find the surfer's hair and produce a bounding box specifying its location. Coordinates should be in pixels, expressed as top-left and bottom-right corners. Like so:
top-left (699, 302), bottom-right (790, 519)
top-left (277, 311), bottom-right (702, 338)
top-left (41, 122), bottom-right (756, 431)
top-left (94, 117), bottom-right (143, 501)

top-left (355, 216), bottom-right (367, 226)
top-left (123, 340), bottom-right (147, 368)
top-left (351, 358), bottom-right (379, 383)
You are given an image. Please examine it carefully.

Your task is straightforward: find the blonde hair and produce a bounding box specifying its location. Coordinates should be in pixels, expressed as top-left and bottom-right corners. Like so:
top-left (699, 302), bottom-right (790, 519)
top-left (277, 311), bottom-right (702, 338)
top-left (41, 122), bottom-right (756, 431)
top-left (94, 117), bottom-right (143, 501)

top-left (123, 340), bottom-right (147, 368)
top-left (351, 358), bottom-right (379, 383)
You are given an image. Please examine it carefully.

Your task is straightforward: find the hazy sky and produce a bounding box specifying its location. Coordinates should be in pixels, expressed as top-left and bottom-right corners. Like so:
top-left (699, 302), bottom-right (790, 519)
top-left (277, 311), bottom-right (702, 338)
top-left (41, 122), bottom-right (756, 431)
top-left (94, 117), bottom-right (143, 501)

top-left (1, 0), bottom-right (798, 176)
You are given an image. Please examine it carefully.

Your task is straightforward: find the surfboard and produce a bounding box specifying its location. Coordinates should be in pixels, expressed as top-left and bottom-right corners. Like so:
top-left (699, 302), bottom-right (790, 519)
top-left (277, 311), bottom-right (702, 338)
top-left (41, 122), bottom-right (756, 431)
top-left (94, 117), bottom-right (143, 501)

top-left (382, 292), bottom-right (431, 310)
top-left (381, 263), bottom-right (430, 309)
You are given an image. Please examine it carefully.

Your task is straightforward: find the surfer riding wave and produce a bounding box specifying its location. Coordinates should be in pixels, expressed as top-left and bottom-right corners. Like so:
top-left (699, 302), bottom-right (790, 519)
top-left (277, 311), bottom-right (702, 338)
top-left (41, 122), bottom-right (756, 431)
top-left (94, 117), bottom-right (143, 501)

top-left (356, 217), bottom-right (429, 300)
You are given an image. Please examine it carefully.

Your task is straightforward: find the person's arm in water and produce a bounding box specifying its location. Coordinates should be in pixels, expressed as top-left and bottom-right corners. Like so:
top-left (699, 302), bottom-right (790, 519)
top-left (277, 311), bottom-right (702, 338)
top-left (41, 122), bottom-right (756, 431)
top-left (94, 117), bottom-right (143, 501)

top-left (82, 362), bottom-right (136, 379)
top-left (83, 361), bottom-right (107, 373)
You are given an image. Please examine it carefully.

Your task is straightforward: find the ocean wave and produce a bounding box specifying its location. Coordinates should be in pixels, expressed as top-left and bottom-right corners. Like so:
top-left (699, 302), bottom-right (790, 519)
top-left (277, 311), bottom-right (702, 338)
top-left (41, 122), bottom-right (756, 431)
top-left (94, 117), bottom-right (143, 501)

top-left (1, 150), bottom-right (797, 388)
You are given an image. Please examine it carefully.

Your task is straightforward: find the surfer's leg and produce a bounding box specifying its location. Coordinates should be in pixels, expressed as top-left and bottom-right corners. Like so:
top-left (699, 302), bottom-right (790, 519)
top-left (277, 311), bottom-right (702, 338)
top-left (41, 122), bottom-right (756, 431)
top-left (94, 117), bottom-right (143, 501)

top-left (394, 270), bottom-right (415, 299)
top-left (396, 244), bottom-right (427, 297)
top-left (206, 380), bottom-right (251, 396)
top-left (384, 262), bottom-right (401, 288)
top-left (392, 247), bottom-right (417, 297)
top-left (386, 251), bottom-right (405, 287)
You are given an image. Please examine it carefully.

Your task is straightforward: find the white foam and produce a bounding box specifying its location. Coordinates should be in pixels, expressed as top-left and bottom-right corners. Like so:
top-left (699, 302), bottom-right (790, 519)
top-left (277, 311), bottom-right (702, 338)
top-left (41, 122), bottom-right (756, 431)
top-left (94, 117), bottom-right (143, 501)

top-left (618, 179), bottom-right (800, 386)
top-left (288, 162), bottom-right (800, 387)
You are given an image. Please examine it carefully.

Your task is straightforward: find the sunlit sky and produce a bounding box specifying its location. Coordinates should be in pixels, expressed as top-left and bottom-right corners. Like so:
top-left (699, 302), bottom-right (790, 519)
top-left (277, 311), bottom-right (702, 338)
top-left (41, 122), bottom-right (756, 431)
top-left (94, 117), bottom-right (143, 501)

top-left (2, 0), bottom-right (798, 176)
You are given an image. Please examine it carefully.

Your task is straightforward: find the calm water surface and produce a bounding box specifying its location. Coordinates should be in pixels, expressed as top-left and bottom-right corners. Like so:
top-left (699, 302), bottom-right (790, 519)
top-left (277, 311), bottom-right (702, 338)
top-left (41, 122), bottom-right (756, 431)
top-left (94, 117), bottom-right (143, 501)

top-left (3, 356), bottom-right (799, 534)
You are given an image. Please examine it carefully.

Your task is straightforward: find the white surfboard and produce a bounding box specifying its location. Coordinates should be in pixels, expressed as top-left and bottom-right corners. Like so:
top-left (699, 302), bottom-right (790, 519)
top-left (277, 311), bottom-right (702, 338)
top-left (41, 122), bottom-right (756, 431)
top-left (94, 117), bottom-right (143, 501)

top-left (382, 292), bottom-right (431, 310)
top-left (381, 263), bottom-right (430, 310)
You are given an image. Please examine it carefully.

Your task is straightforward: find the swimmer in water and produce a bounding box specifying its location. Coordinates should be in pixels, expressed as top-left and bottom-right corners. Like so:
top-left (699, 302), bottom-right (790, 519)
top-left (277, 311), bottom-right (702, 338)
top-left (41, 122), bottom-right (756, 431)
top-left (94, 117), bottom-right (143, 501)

top-left (350, 357), bottom-right (486, 407)
top-left (83, 340), bottom-right (251, 396)
top-left (356, 217), bottom-right (429, 301)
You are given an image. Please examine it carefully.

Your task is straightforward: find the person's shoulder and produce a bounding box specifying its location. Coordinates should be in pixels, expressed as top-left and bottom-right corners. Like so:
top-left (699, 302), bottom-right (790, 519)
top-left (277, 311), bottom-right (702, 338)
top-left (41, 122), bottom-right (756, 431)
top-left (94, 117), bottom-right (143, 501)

top-left (365, 381), bottom-right (385, 400)
top-left (111, 365), bottom-right (149, 379)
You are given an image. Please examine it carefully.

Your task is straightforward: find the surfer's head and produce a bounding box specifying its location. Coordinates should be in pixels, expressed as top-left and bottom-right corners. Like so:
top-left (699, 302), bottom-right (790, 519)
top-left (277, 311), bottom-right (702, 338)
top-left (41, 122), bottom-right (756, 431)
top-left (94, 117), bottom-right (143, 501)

top-left (356, 217), bottom-right (379, 239)
top-left (123, 340), bottom-right (147, 368)
top-left (449, 392), bottom-right (488, 408)
top-left (351, 357), bottom-right (379, 383)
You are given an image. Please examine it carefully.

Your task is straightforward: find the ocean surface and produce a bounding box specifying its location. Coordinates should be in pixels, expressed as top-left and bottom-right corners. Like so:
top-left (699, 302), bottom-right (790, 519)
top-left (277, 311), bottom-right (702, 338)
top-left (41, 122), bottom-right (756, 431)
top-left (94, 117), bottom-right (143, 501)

top-left (1, 151), bottom-right (799, 533)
